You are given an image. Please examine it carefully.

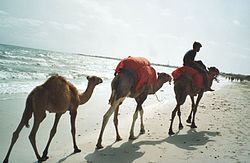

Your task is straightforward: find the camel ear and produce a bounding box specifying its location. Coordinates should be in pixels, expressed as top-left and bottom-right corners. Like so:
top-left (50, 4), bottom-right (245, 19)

top-left (87, 76), bottom-right (90, 80)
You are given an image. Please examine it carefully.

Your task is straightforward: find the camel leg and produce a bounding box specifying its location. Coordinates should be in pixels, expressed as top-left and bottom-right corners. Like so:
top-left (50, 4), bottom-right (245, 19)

top-left (129, 109), bottom-right (139, 140)
top-left (29, 112), bottom-right (46, 162)
top-left (129, 95), bottom-right (147, 139)
top-left (139, 109), bottom-right (145, 134)
top-left (42, 113), bottom-right (62, 160)
top-left (168, 104), bottom-right (179, 135)
top-left (96, 98), bottom-right (125, 149)
top-left (3, 116), bottom-right (27, 163)
top-left (177, 108), bottom-right (183, 130)
top-left (70, 109), bottom-right (81, 153)
top-left (113, 105), bottom-right (122, 141)
top-left (187, 96), bottom-right (195, 123)
top-left (191, 92), bottom-right (203, 128)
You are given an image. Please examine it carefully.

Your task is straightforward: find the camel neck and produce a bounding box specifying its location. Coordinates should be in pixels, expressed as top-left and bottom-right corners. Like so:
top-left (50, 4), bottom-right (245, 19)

top-left (149, 80), bottom-right (164, 94)
top-left (79, 83), bottom-right (95, 105)
top-left (208, 74), bottom-right (216, 87)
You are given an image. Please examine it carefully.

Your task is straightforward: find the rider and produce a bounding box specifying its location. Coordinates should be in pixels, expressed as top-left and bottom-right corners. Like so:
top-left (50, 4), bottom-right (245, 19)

top-left (183, 41), bottom-right (214, 91)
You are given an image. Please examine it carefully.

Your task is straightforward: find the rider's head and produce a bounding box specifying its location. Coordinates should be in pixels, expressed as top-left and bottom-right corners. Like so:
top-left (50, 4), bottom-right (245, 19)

top-left (193, 41), bottom-right (202, 52)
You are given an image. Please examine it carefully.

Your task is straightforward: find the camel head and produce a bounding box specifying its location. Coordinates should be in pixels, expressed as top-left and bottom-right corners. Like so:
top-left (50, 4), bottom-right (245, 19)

top-left (208, 67), bottom-right (220, 79)
top-left (157, 72), bottom-right (172, 85)
top-left (86, 76), bottom-right (103, 86)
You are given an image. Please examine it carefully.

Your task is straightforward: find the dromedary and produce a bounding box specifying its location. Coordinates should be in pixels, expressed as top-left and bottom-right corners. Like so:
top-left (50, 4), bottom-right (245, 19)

top-left (96, 57), bottom-right (172, 149)
top-left (168, 66), bottom-right (219, 135)
top-left (3, 75), bottom-right (102, 163)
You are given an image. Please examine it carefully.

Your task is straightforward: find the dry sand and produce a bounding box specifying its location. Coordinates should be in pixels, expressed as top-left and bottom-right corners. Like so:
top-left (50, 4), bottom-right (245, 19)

top-left (1, 81), bottom-right (250, 163)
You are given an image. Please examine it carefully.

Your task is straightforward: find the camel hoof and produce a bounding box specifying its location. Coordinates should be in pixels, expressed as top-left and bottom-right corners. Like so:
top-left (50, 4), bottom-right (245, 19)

top-left (191, 123), bottom-right (197, 128)
top-left (129, 135), bottom-right (136, 140)
top-left (140, 128), bottom-right (145, 134)
top-left (96, 144), bottom-right (104, 149)
top-left (41, 155), bottom-right (49, 162)
top-left (42, 151), bottom-right (49, 160)
top-left (179, 124), bottom-right (184, 130)
top-left (38, 156), bottom-right (48, 162)
top-left (74, 148), bottom-right (81, 153)
top-left (186, 118), bottom-right (192, 123)
top-left (168, 129), bottom-right (175, 136)
top-left (116, 137), bottom-right (122, 142)
top-left (3, 158), bottom-right (8, 163)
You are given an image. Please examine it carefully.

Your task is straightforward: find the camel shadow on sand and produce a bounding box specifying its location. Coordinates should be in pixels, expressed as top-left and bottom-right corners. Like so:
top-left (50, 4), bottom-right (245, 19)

top-left (84, 129), bottom-right (219, 163)
top-left (31, 152), bottom-right (76, 163)
top-left (85, 134), bottom-right (146, 163)
top-left (166, 129), bottom-right (220, 150)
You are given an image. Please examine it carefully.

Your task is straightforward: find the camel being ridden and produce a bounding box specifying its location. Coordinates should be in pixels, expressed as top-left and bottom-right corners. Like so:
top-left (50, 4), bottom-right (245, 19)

top-left (3, 75), bottom-right (102, 163)
top-left (96, 56), bottom-right (172, 149)
top-left (168, 66), bottom-right (219, 135)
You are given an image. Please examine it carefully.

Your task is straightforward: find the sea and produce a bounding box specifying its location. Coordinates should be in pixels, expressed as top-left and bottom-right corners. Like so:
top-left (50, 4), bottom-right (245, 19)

top-left (0, 43), bottom-right (229, 100)
top-left (0, 44), bottom-right (116, 96)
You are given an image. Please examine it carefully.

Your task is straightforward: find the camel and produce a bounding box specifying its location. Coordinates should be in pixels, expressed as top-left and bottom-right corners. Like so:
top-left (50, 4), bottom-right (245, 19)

top-left (168, 67), bottom-right (219, 135)
top-left (3, 75), bottom-right (102, 163)
top-left (96, 57), bottom-right (172, 149)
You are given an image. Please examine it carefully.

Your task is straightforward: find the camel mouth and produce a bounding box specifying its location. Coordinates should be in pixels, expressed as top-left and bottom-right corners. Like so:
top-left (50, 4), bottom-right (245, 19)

top-left (214, 76), bottom-right (219, 83)
top-left (99, 79), bottom-right (103, 84)
top-left (168, 76), bottom-right (172, 85)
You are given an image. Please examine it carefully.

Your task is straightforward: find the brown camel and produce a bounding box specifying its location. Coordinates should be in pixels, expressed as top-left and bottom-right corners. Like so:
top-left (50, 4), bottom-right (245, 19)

top-left (3, 75), bottom-right (102, 163)
top-left (168, 67), bottom-right (219, 135)
top-left (96, 69), bottom-right (172, 149)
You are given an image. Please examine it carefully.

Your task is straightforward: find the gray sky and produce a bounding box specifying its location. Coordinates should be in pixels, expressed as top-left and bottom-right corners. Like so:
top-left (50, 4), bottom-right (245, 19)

top-left (0, 0), bottom-right (249, 74)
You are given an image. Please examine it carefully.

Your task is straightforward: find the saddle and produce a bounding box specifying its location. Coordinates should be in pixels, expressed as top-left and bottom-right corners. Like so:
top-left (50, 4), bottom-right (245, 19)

top-left (115, 56), bottom-right (157, 93)
top-left (172, 66), bottom-right (209, 89)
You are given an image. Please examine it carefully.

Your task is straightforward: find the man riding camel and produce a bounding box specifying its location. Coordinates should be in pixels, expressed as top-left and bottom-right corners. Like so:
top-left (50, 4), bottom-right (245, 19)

top-left (183, 41), bottom-right (214, 91)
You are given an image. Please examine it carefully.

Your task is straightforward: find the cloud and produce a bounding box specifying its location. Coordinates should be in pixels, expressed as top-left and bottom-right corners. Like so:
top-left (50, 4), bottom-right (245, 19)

top-left (63, 23), bottom-right (82, 31)
top-left (184, 16), bottom-right (195, 21)
top-left (160, 9), bottom-right (171, 16)
top-left (232, 19), bottom-right (247, 28)
top-left (0, 10), bottom-right (8, 15)
top-left (157, 33), bottom-right (179, 40)
top-left (76, 0), bottom-right (131, 29)
top-left (232, 19), bottom-right (241, 26)
top-left (47, 20), bottom-right (83, 33)
top-left (206, 40), bottom-right (219, 46)
top-left (0, 15), bottom-right (43, 28)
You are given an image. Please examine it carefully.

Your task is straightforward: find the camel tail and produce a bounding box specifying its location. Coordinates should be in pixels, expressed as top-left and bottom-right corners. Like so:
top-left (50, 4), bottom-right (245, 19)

top-left (109, 75), bottom-right (120, 105)
top-left (23, 95), bottom-right (33, 128)
top-left (109, 90), bottom-right (116, 105)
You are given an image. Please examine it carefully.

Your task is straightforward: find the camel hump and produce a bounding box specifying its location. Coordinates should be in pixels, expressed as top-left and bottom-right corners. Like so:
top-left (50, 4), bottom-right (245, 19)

top-left (115, 56), bottom-right (156, 93)
top-left (42, 75), bottom-right (79, 104)
top-left (43, 75), bottom-right (76, 93)
top-left (115, 56), bottom-right (151, 74)
top-left (172, 66), bottom-right (204, 88)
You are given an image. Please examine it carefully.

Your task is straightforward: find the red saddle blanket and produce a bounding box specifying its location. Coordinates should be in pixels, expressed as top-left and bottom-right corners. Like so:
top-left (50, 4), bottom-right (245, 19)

top-left (172, 66), bottom-right (207, 89)
top-left (115, 56), bottom-right (157, 92)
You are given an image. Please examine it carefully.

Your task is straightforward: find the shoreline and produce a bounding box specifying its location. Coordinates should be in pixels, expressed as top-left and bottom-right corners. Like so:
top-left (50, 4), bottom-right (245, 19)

top-left (1, 81), bottom-right (250, 162)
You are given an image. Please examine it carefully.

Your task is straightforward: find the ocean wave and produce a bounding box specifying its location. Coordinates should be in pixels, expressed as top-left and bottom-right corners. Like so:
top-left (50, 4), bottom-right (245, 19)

top-left (0, 44), bottom-right (179, 95)
top-left (0, 70), bottom-right (47, 80)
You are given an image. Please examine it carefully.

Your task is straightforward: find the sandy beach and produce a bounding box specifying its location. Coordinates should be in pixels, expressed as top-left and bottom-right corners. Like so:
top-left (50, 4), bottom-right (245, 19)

top-left (1, 80), bottom-right (250, 163)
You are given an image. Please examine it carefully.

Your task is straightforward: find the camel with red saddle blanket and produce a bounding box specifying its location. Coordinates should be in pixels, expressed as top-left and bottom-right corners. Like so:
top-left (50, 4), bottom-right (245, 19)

top-left (168, 66), bottom-right (219, 135)
top-left (96, 56), bottom-right (172, 149)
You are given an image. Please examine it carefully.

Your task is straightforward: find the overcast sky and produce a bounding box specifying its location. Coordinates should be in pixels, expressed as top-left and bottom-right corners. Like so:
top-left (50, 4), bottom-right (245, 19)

top-left (0, 0), bottom-right (249, 74)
